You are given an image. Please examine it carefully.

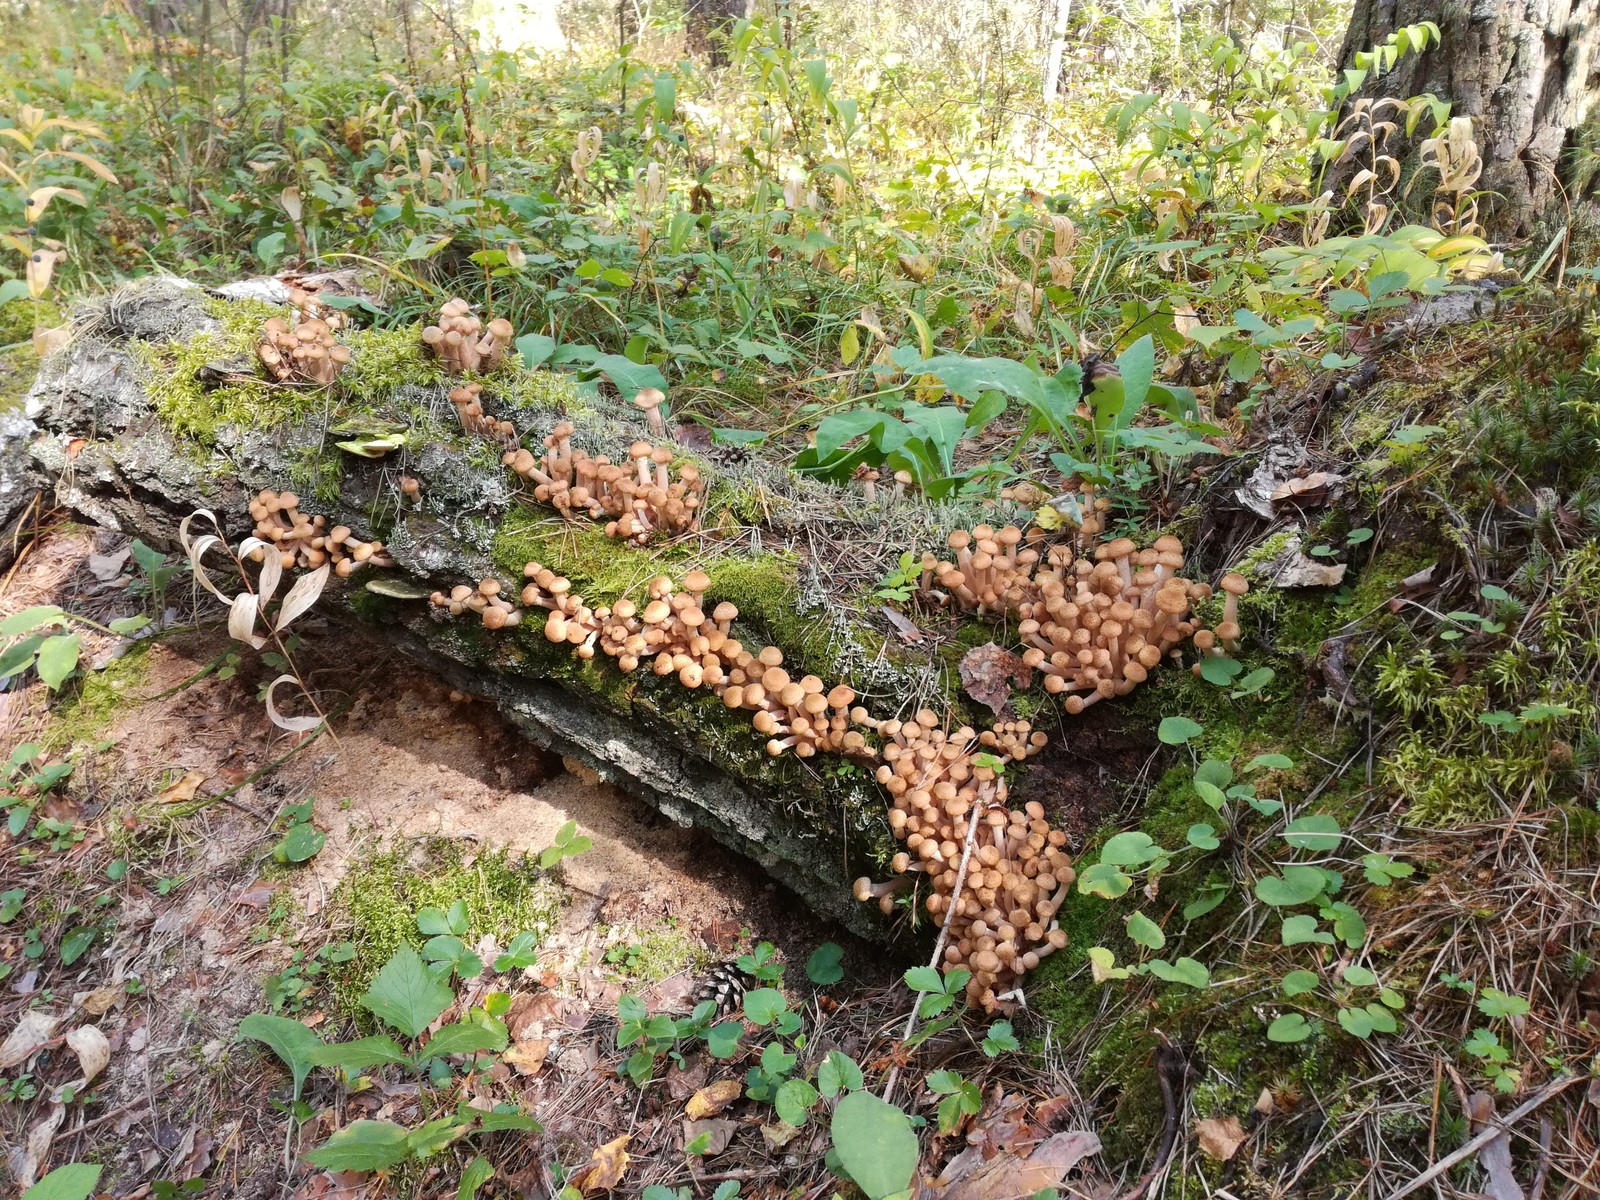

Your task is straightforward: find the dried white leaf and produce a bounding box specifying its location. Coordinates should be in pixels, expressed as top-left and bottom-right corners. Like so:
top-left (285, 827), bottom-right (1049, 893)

top-left (227, 593), bottom-right (265, 649)
top-left (66, 1025), bottom-right (110, 1083)
top-left (9, 1102), bottom-right (65, 1187)
top-left (265, 675), bottom-right (324, 733)
top-left (0, 1010), bottom-right (58, 1069)
top-left (241, 537), bottom-right (281, 608)
top-left (275, 563), bottom-right (330, 633)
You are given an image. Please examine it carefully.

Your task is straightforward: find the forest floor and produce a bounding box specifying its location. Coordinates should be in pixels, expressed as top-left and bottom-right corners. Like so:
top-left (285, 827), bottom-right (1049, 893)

top-left (1, 523), bottom-right (1005, 1197)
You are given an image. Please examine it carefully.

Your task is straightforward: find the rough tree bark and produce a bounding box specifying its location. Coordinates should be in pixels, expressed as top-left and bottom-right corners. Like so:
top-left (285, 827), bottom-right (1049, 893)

top-left (1337, 0), bottom-right (1600, 236)
top-left (685, 0), bottom-right (749, 68)
top-left (1041, 0), bottom-right (1074, 105)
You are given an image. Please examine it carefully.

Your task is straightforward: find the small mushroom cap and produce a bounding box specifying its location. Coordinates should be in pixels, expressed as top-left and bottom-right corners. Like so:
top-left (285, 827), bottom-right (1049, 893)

top-left (682, 569), bottom-right (711, 594)
top-left (1220, 572), bottom-right (1249, 595)
top-left (633, 386), bottom-right (666, 409)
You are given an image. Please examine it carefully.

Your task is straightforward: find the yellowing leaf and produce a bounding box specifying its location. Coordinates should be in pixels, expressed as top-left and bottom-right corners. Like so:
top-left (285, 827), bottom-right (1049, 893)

top-left (571, 1135), bottom-right (631, 1193)
top-left (686, 1078), bottom-right (742, 1120)
top-left (1195, 1114), bottom-right (1249, 1161)
top-left (156, 770), bottom-right (208, 805)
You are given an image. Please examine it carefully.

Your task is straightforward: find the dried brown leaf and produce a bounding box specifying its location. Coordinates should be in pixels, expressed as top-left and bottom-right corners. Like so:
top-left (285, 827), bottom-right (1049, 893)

top-left (156, 770), bottom-right (208, 805)
top-left (1195, 1115), bottom-right (1249, 1161)
top-left (66, 1024), bottom-right (110, 1083)
top-left (959, 642), bottom-right (1032, 717)
top-left (939, 1129), bottom-right (1101, 1200)
top-left (0, 1010), bottom-right (58, 1069)
top-left (682, 1118), bottom-right (737, 1157)
top-left (686, 1078), bottom-right (743, 1120)
top-left (504, 1038), bottom-right (550, 1076)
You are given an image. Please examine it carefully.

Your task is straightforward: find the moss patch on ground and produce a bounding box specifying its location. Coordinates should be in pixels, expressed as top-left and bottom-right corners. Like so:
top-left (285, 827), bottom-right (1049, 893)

top-left (329, 841), bottom-right (561, 1016)
top-left (43, 644), bottom-right (155, 755)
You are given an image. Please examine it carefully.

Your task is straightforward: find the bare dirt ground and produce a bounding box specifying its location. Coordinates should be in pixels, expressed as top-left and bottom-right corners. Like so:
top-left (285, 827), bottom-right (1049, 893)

top-left (0, 523), bottom-right (929, 1198)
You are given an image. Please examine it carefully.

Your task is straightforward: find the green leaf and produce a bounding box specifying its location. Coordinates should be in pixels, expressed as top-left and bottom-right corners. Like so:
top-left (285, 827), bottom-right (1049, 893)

top-left (1077, 862), bottom-right (1133, 898)
top-left (1281, 915), bottom-right (1334, 946)
top-left (273, 822), bottom-right (325, 864)
top-left (1336, 1006), bottom-right (1375, 1038)
top-left (831, 1092), bottom-right (918, 1200)
top-left (456, 1156), bottom-right (496, 1200)
top-left (741, 988), bottom-right (786, 1026)
top-left (1477, 988), bottom-right (1531, 1019)
top-left (58, 928), bottom-right (95, 965)
top-left (0, 278), bottom-right (30, 308)
top-left (422, 1019), bottom-right (508, 1059)
top-left (903, 965), bottom-right (945, 994)
top-left (806, 942), bottom-right (845, 985)
top-left (21, 1163), bottom-right (103, 1200)
top-left (775, 1077), bottom-right (820, 1126)
top-left (1266, 1013), bottom-right (1312, 1043)
top-left (305, 1120), bottom-right (412, 1172)
top-left (653, 72), bottom-right (676, 121)
top-left (916, 355), bottom-right (1044, 406)
top-left (1146, 957), bottom-right (1209, 987)
top-left (1126, 912), bottom-right (1166, 950)
top-left (1231, 667), bottom-right (1276, 696)
top-left (818, 1049), bottom-right (864, 1096)
top-left (1340, 965), bottom-right (1377, 988)
top-left (1327, 902), bottom-right (1367, 949)
top-left (1114, 334), bottom-right (1155, 418)
top-left (1157, 716), bottom-right (1203, 745)
top-left (1282, 814), bottom-right (1343, 852)
top-left (240, 1013), bottom-right (324, 1099)
top-left (1182, 883), bottom-right (1229, 921)
top-left (1194, 759), bottom-right (1234, 788)
top-left (1282, 970), bottom-right (1320, 997)
top-left (1479, 584), bottom-right (1511, 602)
top-left (361, 945), bottom-right (454, 1037)
top-left (0, 606), bottom-right (66, 636)
top-left (1199, 656), bottom-right (1243, 685)
top-left (1100, 831), bottom-right (1163, 866)
top-left (34, 634), bottom-right (81, 690)
top-left (1246, 753), bottom-right (1294, 771)
top-left (1361, 853), bottom-right (1414, 886)
top-left (309, 1035), bottom-right (411, 1071)
top-left (1186, 823), bottom-right (1219, 850)
top-left (705, 1021), bottom-right (742, 1058)
top-left (1255, 865), bottom-right (1328, 907)
top-left (515, 334), bottom-right (556, 368)
top-left (1193, 780), bottom-right (1227, 811)
top-left (981, 1020), bottom-right (1020, 1056)
top-left (590, 354), bottom-right (667, 396)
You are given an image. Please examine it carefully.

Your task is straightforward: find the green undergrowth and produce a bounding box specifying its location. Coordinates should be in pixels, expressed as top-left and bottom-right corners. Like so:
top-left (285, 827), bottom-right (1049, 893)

top-left (329, 841), bottom-right (561, 1018)
top-left (41, 644), bottom-right (154, 754)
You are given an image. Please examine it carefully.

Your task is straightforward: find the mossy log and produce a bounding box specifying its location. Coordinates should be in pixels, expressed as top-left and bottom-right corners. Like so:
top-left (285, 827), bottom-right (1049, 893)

top-left (18, 281), bottom-right (915, 937)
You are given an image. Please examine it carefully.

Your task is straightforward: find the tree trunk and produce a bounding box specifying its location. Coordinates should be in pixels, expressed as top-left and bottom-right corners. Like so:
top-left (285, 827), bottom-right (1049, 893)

top-left (1337, 0), bottom-right (1600, 236)
top-left (685, 0), bottom-right (748, 68)
top-left (1041, 0), bottom-right (1074, 105)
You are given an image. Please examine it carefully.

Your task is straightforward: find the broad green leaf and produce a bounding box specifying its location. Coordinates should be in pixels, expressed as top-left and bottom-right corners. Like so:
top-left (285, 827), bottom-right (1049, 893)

top-left (903, 965), bottom-right (945, 993)
top-left (422, 1019), bottom-right (508, 1059)
top-left (831, 1092), bottom-right (918, 1200)
top-left (1281, 914), bottom-right (1334, 946)
top-left (1126, 911), bottom-right (1166, 950)
top-left (1100, 831), bottom-right (1162, 866)
top-left (591, 354), bottom-right (667, 396)
top-left (274, 822), bottom-right (325, 864)
top-left (705, 1021), bottom-right (741, 1058)
top-left (1282, 970), bottom-right (1320, 997)
top-left (1194, 759), bottom-right (1234, 788)
top-left (916, 355), bottom-right (1043, 406)
top-left (22, 1163), bottom-right (103, 1200)
top-left (1077, 862), bottom-right (1132, 898)
top-left (1087, 946), bottom-right (1129, 981)
top-left (58, 928), bottom-right (95, 965)
top-left (0, 605), bottom-right (67, 636)
top-left (1337, 1006), bottom-right (1375, 1038)
top-left (456, 1156), bottom-right (496, 1200)
top-left (1146, 957), bottom-right (1209, 987)
top-left (1340, 965), bottom-right (1377, 988)
top-left (1255, 865), bottom-right (1328, 907)
top-left (818, 1049), bottom-right (863, 1096)
top-left (309, 1035), bottom-right (410, 1071)
top-left (1282, 815), bottom-right (1342, 851)
top-left (361, 945), bottom-right (453, 1037)
top-left (1266, 1013), bottom-right (1312, 1042)
top-left (1186, 823), bottom-right (1219, 850)
top-left (34, 634), bottom-right (81, 690)
top-left (775, 1077), bottom-right (820, 1126)
top-left (305, 1120), bottom-right (412, 1172)
top-left (240, 1013), bottom-right (323, 1098)
top-left (741, 988), bottom-right (786, 1025)
top-left (1182, 883), bottom-right (1229, 921)
top-left (1193, 780), bottom-right (1228, 811)
top-left (1158, 716), bottom-right (1203, 745)
top-left (805, 942), bottom-right (845, 985)
top-left (1477, 988), bottom-right (1531, 1019)
top-left (1246, 753), bottom-right (1294, 772)
top-left (1114, 334), bottom-right (1155, 420)
top-left (1199, 656), bottom-right (1243, 685)
top-left (515, 334), bottom-right (556, 368)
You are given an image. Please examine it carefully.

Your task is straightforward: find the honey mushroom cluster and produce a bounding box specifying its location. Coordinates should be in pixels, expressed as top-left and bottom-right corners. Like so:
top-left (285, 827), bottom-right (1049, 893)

top-left (503, 424), bottom-right (704, 544)
top-left (449, 383), bottom-right (518, 449)
top-left (257, 316), bottom-right (350, 385)
top-left (422, 298), bottom-right (514, 373)
top-left (856, 714), bottom-right (1072, 1009)
top-left (247, 489), bottom-right (394, 575)
top-left (921, 524), bottom-right (1245, 713)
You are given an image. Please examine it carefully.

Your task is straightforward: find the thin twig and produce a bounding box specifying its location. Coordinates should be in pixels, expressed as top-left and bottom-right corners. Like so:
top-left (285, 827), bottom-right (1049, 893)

top-left (1382, 1075), bottom-right (1584, 1200)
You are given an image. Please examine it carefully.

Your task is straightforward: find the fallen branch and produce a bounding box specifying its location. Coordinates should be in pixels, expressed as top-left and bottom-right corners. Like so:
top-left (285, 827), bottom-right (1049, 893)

top-left (1383, 1075), bottom-right (1584, 1200)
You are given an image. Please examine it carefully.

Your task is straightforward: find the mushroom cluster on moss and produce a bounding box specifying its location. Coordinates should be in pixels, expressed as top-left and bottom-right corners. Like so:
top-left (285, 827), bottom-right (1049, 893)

top-left (423, 298), bottom-right (514, 373)
top-left (503, 424), bottom-right (704, 544)
top-left (248, 489), bottom-right (392, 575)
top-left (449, 383), bottom-right (518, 449)
top-left (921, 523), bottom-right (1244, 713)
top-left (257, 316), bottom-right (350, 385)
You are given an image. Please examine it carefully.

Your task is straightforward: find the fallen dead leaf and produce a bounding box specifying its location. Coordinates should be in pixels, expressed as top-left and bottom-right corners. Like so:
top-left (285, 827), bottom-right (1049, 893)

top-left (156, 770), bottom-right (208, 805)
top-left (1194, 1115), bottom-right (1248, 1162)
top-left (686, 1078), bottom-right (743, 1120)
top-left (504, 1039), bottom-right (550, 1076)
top-left (1270, 471), bottom-right (1345, 508)
top-left (682, 1118), bottom-right (737, 1157)
top-left (959, 642), bottom-right (1033, 717)
top-left (8, 1102), bottom-right (65, 1187)
top-left (0, 1010), bottom-right (59, 1069)
top-left (938, 1130), bottom-right (1101, 1200)
top-left (88, 547), bottom-right (132, 583)
top-left (761, 1120), bottom-right (802, 1151)
top-left (571, 1135), bottom-right (630, 1192)
top-left (66, 1024), bottom-right (111, 1083)
top-left (76, 986), bottom-right (121, 1016)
